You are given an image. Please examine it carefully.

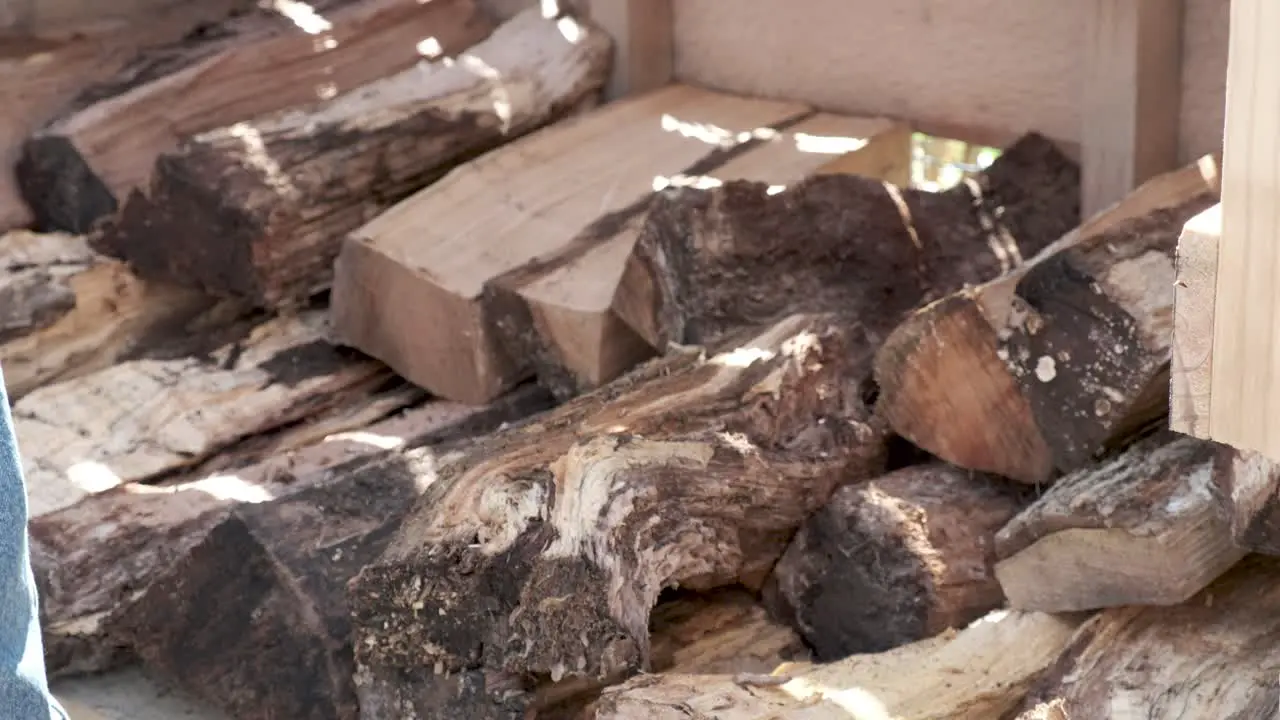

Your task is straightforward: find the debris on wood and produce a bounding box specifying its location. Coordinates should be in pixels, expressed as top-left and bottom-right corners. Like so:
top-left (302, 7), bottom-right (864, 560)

top-left (1013, 556), bottom-right (1280, 719)
top-left (589, 610), bottom-right (1086, 720)
top-left (347, 313), bottom-right (889, 718)
top-left (766, 463), bottom-right (1028, 661)
top-left (14, 310), bottom-right (386, 517)
top-left (485, 113), bottom-right (914, 400)
top-left (1210, 446), bottom-right (1280, 556)
top-left (91, 8), bottom-right (611, 308)
top-left (613, 131), bottom-right (1081, 352)
top-left (994, 432), bottom-right (1243, 612)
top-left (18, 0), bottom-right (495, 233)
top-left (1170, 202), bottom-right (1221, 438)
top-left (32, 385), bottom-right (551, 677)
top-left (874, 158), bottom-right (1221, 484)
top-left (332, 84), bottom-right (823, 404)
top-left (0, 230), bottom-right (216, 399)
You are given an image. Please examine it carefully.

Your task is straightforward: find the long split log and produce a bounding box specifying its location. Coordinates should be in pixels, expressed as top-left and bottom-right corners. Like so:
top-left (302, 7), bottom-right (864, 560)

top-left (589, 610), bottom-right (1087, 720)
top-left (31, 384), bottom-right (551, 677)
top-left (612, 132), bottom-right (1083, 352)
top-left (484, 115), bottom-right (915, 399)
top-left (0, 230), bottom-right (218, 399)
top-left (348, 313), bottom-right (890, 718)
top-left (765, 463), bottom-right (1028, 661)
top-left (994, 431), bottom-right (1243, 612)
top-left (331, 84), bottom-right (824, 404)
top-left (13, 309), bottom-right (387, 517)
top-left (874, 157), bottom-right (1221, 484)
top-left (18, 0), bottom-right (495, 233)
top-left (1013, 555), bottom-right (1280, 719)
top-left (90, 8), bottom-right (612, 308)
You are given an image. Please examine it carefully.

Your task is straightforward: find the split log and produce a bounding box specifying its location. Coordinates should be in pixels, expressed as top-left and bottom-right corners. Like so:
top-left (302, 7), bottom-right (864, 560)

top-left (0, 1), bottom-right (244, 231)
top-left (17, 0), bottom-right (495, 233)
top-left (90, 8), bottom-right (611, 308)
top-left (612, 133), bottom-right (1081, 352)
top-left (484, 114), bottom-right (914, 399)
top-left (13, 309), bottom-right (388, 517)
top-left (1210, 446), bottom-right (1280, 556)
top-left (994, 432), bottom-right (1243, 612)
top-left (765, 463), bottom-right (1028, 661)
top-left (31, 384), bottom-right (551, 677)
top-left (874, 157), bottom-right (1221, 484)
top-left (348, 313), bottom-right (890, 718)
top-left (0, 230), bottom-right (217, 399)
top-left (1013, 555), bottom-right (1280, 719)
top-left (589, 610), bottom-right (1087, 720)
top-left (1170, 202), bottom-right (1220, 437)
top-left (331, 84), bottom-right (824, 404)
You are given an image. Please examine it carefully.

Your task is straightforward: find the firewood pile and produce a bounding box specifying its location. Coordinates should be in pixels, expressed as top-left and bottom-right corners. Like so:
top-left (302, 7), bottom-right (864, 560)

top-left (2, 1), bottom-right (1275, 719)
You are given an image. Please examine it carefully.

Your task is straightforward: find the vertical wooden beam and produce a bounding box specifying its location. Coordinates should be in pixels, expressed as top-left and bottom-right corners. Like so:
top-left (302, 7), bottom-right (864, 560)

top-left (1206, 0), bottom-right (1280, 457)
top-left (581, 0), bottom-right (673, 99)
top-left (1080, 0), bottom-right (1184, 219)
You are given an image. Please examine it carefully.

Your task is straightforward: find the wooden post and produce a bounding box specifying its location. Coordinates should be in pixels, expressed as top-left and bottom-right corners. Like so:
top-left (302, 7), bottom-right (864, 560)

top-left (1202, 0), bottom-right (1280, 457)
top-left (580, 0), bottom-right (673, 99)
top-left (1080, 0), bottom-right (1184, 219)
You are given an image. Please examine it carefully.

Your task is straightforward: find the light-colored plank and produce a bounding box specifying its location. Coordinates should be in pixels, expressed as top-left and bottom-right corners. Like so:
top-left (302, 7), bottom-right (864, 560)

top-left (1170, 202), bottom-right (1220, 437)
top-left (1080, 0), bottom-right (1184, 219)
top-left (1206, 0), bottom-right (1280, 457)
top-left (583, 0), bottom-right (673, 99)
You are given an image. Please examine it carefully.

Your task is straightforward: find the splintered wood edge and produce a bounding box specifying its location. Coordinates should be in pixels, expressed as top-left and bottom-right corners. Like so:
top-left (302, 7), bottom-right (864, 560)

top-left (1171, 202), bottom-right (1221, 439)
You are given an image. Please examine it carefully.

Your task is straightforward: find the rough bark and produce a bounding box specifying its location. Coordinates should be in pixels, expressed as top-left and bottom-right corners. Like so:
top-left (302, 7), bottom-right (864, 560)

top-left (31, 385), bottom-right (551, 677)
top-left (1013, 555), bottom-right (1280, 719)
top-left (348, 313), bottom-right (890, 719)
top-left (90, 8), bottom-right (611, 308)
top-left (874, 161), bottom-right (1221, 484)
top-left (612, 132), bottom-right (1082, 351)
top-left (330, 84), bottom-right (819, 405)
top-left (765, 463), bottom-right (1028, 661)
top-left (13, 309), bottom-right (387, 517)
top-left (17, 0), bottom-right (494, 234)
top-left (0, 230), bottom-right (218, 399)
top-left (589, 610), bottom-right (1086, 720)
top-left (994, 432), bottom-right (1243, 612)
top-left (1210, 446), bottom-right (1280, 556)
top-left (484, 115), bottom-right (913, 400)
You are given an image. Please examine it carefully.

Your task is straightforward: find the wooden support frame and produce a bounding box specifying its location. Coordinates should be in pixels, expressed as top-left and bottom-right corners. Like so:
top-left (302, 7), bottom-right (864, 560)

top-left (580, 0), bottom-right (673, 99)
top-left (1080, 0), bottom-right (1184, 219)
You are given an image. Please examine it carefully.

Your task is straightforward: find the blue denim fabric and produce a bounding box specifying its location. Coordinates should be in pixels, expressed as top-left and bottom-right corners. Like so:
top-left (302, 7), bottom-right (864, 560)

top-left (0, 368), bottom-right (67, 719)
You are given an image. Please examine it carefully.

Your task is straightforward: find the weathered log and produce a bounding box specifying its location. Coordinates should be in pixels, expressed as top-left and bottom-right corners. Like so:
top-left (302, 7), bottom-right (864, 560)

top-left (91, 8), bottom-right (611, 308)
top-left (874, 158), bottom-right (1221, 484)
top-left (1013, 555), bottom-right (1280, 719)
top-left (0, 230), bottom-right (218, 399)
top-left (32, 384), bottom-right (551, 677)
top-left (13, 309), bottom-right (388, 517)
top-left (994, 432), bottom-right (1243, 612)
top-left (18, 0), bottom-right (494, 234)
top-left (348, 313), bottom-right (890, 718)
top-left (1210, 446), bottom-right (1280, 556)
top-left (612, 132), bottom-right (1082, 351)
top-left (765, 463), bottom-right (1028, 661)
top-left (331, 84), bottom-right (824, 404)
top-left (589, 610), bottom-right (1086, 720)
top-left (484, 114), bottom-right (914, 400)
top-left (1170, 202), bottom-right (1220, 438)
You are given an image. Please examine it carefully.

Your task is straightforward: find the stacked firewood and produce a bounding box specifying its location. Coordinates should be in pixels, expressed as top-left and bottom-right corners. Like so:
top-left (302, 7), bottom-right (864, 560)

top-left (3, 1), bottom-right (1276, 719)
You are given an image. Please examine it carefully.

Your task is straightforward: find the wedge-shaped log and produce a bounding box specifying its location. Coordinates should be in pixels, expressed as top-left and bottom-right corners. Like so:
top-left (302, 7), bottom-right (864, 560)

top-left (348, 313), bottom-right (890, 718)
top-left (331, 84), bottom-right (825, 404)
top-left (91, 9), bottom-right (611, 308)
top-left (1013, 556), bottom-right (1280, 719)
top-left (766, 463), bottom-right (1027, 661)
top-left (31, 385), bottom-right (551, 677)
top-left (13, 310), bottom-right (387, 517)
top-left (613, 132), bottom-right (1082, 351)
top-left (0, 230), bottom-right (216, 399)
top-left (875, 158), bottom-right (1221, 484)
top-left (18, 0), bottom-right (494, 233)
top-left (589, 610), bottom-right (1086, 720)
top-left (994, 432), bottom-right (1244, 612)
top-left (485, 115), bottom-right (914, 399)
